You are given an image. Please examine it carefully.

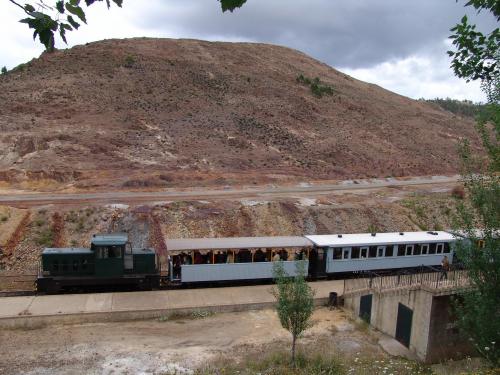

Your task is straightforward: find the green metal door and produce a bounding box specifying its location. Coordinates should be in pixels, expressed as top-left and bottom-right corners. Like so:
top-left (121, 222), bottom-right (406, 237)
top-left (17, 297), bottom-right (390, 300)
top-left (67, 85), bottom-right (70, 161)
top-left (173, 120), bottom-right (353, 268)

top-left (359, 294), bottom-right (373, 323)
top-left (94, 245), bottom-right (124, 277)
top-left (395, 303), bottom-right (413, 347)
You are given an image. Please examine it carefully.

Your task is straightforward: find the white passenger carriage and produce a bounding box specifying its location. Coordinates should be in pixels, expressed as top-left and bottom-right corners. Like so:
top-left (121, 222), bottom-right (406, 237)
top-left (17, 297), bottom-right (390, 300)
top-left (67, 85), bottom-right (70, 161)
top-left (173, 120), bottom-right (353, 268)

top-left (166, 236), bottom-right (312, 283)
top-left (306, 231), bottom-right (456, 277)
top-left (165, 231), bottom-right (457, 284)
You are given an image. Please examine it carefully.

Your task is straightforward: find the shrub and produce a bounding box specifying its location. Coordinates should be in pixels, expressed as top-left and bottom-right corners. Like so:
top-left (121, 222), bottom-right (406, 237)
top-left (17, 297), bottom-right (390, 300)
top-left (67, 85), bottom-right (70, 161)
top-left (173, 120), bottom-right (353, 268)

top-left (1, 66), bottom-right (7, 75)
top-left (123, 54), bottom-right (135, 68)
top-left (36, 229), bottom-right (53, 247)
top-left (296, 74), bottom-right (336, 98)
top-left (451, 185), bottom-right (465, 199)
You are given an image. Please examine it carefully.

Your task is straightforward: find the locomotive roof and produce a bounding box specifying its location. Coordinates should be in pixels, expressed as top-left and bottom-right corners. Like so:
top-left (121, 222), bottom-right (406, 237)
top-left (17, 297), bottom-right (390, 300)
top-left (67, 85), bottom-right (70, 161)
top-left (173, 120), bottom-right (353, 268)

top-left (166, 236), bottom-right (313, 251)
top-left (42, 247), bottom-right (92, 254)
top-left (91, 233), bottom-right (128, 246)
top-left (305, 231), bottom-right (457, 247)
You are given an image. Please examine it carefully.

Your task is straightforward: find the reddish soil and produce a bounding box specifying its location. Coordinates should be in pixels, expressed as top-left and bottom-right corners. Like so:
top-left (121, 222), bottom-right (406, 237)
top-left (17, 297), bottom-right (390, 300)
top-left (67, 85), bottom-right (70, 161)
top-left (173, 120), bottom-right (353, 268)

top-left (0, 38), bottom-right (482, 192)
top-left (51, 212), bottom-right (65, 248)
top-left (4, 212), bottom-right (31, 256)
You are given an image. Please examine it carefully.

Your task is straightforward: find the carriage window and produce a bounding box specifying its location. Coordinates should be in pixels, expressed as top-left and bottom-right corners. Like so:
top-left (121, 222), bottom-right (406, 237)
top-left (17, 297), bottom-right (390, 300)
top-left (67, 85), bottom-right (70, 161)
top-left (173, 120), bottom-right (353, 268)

top-left (369, 246), bottom-right (377, 258)
top-left (385, 246), bottom-right (394, 257)
top-left (413, 245), bottom-right (421, 256)
top-left (360, 247), bottom-right (368, 258)
top-left (429, 243), bottom-right (437, 254)
top-left (397, 245), bottom-right (406, 256)
top-left (333, 248), bottom-right (342, 260)
top-left (421, 244), bottom-right (429, 255)
top-left (53, 260), bottom-right (59, 271)
top-left (377, 246), bottom-right (385, 257)
top-left (436, 243), bottom-right (444, 254)
top-left (405, 245), bottom-right (414, 256)
top-left (342, 248), bottom-right (351, 260)
top-left (443, 243), bottom-right (451, 253)
top-left (351, 247), bottom-right (360, 259)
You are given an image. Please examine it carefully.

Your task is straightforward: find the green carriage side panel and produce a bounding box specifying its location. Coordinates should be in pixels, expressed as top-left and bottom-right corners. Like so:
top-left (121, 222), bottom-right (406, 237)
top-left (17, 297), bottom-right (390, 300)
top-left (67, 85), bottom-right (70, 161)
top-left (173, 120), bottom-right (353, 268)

top-left (132, 248), bottom-right (156, 274)
top-left (42, 248), bottom-right (94, 276)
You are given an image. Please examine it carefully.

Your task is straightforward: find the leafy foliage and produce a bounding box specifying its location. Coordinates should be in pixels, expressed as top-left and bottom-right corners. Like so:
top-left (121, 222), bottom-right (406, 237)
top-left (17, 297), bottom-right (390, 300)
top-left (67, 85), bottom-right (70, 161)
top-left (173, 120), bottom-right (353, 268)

top-left (296, 74), bottom-right (336, 98)
top-left (219, 0), bottom-right (247, 12)
top-left (272, 261), bottom-right (315, 366)
top-left (449, 1), bottom-right (500, 367)
top-left (448, 0), bottom-right (500, 98)
top-left (9, 0), bottom-right (123, 52)
top-left (1, 66), bottom-right (7, 75)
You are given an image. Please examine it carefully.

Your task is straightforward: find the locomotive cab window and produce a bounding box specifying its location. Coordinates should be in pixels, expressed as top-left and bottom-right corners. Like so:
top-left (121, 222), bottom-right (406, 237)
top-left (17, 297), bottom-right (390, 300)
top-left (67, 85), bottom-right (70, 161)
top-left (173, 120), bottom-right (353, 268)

top-left (436, 243), bottom-right (444, 254)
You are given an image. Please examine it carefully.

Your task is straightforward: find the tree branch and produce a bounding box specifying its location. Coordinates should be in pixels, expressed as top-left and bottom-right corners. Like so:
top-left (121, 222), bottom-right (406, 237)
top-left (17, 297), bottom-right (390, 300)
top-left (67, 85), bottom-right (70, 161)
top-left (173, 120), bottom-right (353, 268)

top-left (7, 0), bottom-right (31, 14)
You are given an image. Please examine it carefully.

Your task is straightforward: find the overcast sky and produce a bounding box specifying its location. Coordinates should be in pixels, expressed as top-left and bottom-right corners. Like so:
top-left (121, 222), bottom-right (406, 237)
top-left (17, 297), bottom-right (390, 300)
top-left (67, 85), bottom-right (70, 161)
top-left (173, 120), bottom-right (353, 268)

top-left (1, 0), bottom-right (497, 102)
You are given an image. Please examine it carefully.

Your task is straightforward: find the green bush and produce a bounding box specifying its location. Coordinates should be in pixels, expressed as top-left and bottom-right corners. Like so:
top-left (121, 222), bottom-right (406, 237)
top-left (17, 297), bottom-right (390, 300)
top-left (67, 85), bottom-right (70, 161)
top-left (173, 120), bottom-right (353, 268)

top-left (1, 66), bottom-right (7, 75)
top-left (296, 74), bottom-right (335, 98)
top-left (123, 54), bottom-right (135, 68)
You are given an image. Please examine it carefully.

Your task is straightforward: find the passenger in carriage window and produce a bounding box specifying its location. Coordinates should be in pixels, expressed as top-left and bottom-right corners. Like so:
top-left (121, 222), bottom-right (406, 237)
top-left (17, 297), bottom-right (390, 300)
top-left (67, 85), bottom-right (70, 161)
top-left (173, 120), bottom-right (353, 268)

top-left (194, 251), bottom-right (203, 264)
top-left (226, 251), bottom-right (234, 263)
top-left (272, 251), bottom-right (281, 262)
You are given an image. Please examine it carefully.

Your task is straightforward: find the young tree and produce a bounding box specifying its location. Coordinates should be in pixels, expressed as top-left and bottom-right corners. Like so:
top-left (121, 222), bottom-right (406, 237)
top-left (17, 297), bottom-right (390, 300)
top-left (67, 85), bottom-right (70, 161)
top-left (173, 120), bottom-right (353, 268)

top-left (449, 0), bottom-right (500, 366)
top-left (272, 260), bottom-right (315, 366)
top-left (1, 66), bottom-right (7, 75)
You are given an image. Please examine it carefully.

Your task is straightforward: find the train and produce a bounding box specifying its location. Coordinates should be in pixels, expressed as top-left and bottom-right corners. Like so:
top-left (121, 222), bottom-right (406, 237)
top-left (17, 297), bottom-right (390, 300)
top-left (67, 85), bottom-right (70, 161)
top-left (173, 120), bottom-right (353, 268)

top-left (36, 230), bottom-right (459, 293)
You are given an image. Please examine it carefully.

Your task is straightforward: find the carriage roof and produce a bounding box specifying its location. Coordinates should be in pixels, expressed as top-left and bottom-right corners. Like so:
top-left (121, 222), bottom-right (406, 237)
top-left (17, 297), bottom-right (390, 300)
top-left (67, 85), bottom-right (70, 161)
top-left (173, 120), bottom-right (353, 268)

top-left (166, 236), bottom-right (313, 252)
top-left (305, 231), bottom-right (457, 247)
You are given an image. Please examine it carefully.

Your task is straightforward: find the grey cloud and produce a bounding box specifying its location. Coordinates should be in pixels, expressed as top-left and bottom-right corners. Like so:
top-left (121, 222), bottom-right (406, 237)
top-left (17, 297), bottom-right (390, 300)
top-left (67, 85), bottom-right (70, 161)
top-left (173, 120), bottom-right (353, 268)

top-left (133, 0), bottom-right (497, 69)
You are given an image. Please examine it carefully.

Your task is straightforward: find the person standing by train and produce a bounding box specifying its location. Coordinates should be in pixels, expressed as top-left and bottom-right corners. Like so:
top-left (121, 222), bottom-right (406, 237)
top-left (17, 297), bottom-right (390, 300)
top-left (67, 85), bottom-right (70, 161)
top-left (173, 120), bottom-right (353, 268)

top-left (440, 255), bottom-right (450, 280)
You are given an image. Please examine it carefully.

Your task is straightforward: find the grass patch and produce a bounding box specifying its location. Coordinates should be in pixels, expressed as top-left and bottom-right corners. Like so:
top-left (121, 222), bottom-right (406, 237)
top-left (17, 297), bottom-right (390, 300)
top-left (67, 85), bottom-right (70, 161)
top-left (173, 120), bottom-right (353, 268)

top-left (191, 351), bottom-right (345, 375)
top-left (35, 228), bottom-right (53, 247)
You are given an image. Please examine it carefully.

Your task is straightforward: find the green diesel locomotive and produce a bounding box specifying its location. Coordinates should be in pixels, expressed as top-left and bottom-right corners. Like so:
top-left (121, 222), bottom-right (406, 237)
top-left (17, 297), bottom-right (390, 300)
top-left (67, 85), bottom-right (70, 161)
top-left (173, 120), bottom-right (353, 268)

top-left (37, 233), bottom-right (161, 293)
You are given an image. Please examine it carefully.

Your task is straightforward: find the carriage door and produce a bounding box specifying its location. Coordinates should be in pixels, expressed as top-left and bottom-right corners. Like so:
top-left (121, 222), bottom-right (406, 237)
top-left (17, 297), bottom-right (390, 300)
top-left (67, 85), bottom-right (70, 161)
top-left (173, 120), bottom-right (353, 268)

top-left (395, 303), bottom-right (413, 347)
top-left (308, 247), bottom-right (327, 278)
top-left (124, 242), bottom-right (134, 271)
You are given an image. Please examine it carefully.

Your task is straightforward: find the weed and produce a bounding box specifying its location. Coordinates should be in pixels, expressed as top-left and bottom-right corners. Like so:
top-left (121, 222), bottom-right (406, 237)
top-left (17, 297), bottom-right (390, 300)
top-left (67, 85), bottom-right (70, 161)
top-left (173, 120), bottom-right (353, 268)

top-left (451, 185), bottom-right (465, 199)
top-left (34, 219), bottom-right (45, 227)
top-left (70, 239), bottom-right (78, 247)
top-left (0, 216), bottom-right (7, 222)
top-left (124, 54), bottom-right (135, 68)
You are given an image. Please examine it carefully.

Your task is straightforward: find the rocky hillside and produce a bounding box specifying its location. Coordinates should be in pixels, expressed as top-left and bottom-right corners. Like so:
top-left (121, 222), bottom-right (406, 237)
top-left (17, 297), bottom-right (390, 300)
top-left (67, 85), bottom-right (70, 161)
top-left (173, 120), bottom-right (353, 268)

top-left (0, 38), bottom-right (482, 190)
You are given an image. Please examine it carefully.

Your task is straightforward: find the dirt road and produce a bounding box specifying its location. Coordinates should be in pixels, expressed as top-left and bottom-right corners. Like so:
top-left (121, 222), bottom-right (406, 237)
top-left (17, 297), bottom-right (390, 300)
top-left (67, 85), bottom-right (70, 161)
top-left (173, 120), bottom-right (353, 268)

top-left (0, 176), bottom-right (459, 207)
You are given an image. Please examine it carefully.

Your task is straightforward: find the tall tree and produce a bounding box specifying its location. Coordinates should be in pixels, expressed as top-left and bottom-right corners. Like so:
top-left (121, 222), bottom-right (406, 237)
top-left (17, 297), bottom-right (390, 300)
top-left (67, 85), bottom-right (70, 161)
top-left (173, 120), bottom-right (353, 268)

top-left (272, 261), bottom-right (315, 366)
top-left (449, 0), bottom-right (500, 366)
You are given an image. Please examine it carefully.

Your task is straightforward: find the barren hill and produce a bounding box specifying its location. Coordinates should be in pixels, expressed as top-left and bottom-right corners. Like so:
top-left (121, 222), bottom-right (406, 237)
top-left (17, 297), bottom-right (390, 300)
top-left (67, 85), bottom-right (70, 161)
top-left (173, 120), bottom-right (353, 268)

top-left (0, 38), bottom-right (481, 191)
